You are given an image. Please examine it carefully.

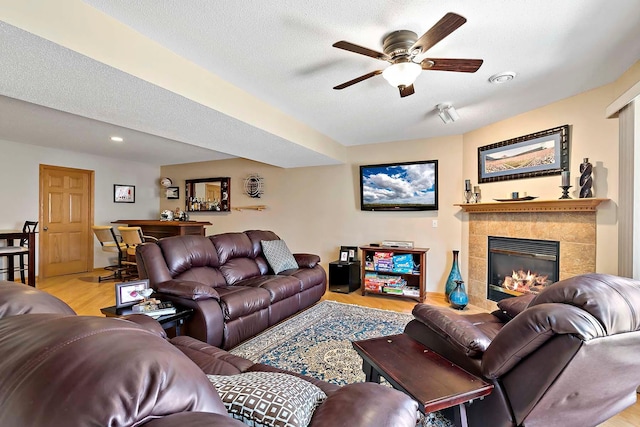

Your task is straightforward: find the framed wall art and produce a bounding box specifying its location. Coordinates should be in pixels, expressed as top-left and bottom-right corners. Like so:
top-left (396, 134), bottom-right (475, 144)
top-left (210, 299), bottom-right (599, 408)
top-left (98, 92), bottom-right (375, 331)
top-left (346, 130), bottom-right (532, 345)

top-left (115, 279), bottom-right (150, 308)
top-left (166, 186), bottom-right (179, 199)
top-left (114, 184), bottom-right (135, 203)
top-left (478, 125), bottom-right (570, 183)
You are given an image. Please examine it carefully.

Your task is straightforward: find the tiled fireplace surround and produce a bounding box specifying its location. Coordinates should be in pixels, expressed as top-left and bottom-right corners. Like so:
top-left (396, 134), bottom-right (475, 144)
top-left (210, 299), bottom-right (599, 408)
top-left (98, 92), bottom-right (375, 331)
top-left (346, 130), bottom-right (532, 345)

top-left (463, 200), bottom-right (604, 311)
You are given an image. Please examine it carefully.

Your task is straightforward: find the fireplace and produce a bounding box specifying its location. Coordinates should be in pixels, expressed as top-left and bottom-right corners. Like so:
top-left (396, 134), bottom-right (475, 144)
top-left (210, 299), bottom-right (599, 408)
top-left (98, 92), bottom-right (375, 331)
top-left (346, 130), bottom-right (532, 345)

top-left (487, 236), bottom-right (559, 302)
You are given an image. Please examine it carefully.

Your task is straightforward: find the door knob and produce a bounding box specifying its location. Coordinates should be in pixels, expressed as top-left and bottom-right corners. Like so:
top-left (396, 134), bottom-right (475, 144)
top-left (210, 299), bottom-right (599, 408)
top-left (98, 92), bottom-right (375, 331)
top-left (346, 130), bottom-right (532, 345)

top-left (43, 226), bottom-right (48, 231)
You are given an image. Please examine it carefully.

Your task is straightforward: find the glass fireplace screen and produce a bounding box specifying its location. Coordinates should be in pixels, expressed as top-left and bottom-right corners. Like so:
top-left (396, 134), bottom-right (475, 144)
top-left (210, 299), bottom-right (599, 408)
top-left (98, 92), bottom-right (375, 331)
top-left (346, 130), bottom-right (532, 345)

top-left (487, 236), bottom-right (559, 302)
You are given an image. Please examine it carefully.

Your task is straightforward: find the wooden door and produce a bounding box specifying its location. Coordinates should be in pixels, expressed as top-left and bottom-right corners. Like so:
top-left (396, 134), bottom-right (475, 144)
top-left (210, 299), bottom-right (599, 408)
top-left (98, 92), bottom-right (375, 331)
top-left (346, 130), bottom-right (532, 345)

top-left (39, 165), bottom-right (94, 278)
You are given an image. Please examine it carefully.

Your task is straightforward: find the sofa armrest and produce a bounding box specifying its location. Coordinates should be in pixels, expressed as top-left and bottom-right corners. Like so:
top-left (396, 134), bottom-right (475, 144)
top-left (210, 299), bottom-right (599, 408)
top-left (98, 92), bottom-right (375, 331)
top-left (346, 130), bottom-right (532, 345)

top-left (310, 383), bottom-right (419, 427)
top-left (121, 314), bottom-right (167, 339)
top-left (496, 294), bottom-right (536, 321)
top-left (294, 253), bottom-right (320, 268)
top-left (482, 303), bottom-right (605, 378)
top-left (143, 412), bottom-right (246, 427)
top-left (412, 304), bottom-right (492, 358)
top-left (155, 280), bottom-right (220, 301)
top-left (171, 335), bottom-right (341, 395)
top-left (170, 335), bottom-right (254, 374)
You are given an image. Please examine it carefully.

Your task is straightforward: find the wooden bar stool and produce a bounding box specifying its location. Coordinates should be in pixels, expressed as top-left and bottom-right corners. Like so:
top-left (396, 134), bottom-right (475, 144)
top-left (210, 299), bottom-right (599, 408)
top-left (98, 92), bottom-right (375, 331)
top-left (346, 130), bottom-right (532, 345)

top-left (91, 225), bottom-right (128, 282)
top-left (117, 226), bottom-right (158, 278)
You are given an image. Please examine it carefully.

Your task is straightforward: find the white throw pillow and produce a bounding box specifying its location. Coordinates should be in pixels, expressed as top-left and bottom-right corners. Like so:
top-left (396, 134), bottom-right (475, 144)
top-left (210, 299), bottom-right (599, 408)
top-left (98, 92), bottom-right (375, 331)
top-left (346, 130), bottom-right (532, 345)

top-left (261, 240), bottom-right (298, 274)
top-left (208, 371), bottom-right (326, 427)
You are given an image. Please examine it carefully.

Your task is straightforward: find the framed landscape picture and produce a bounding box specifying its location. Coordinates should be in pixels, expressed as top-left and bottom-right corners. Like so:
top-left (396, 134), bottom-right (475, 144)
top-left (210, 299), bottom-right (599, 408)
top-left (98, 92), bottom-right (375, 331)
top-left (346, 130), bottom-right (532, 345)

top-left (478, 125), bottom-right (569, 183)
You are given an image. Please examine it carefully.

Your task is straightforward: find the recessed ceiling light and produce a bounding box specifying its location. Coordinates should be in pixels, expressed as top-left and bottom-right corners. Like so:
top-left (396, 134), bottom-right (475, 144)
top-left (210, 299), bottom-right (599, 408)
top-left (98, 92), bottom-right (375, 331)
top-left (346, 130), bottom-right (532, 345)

top-left (489, 72), bottom-right (516, 84)
top-left (110, 136), bottom-right (124, 142)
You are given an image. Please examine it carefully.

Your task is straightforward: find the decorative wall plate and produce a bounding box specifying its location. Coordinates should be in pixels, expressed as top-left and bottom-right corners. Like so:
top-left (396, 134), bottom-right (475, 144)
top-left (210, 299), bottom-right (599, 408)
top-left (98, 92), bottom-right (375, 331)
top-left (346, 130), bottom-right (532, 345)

top-left (244, 174), bottom-right (264, 198)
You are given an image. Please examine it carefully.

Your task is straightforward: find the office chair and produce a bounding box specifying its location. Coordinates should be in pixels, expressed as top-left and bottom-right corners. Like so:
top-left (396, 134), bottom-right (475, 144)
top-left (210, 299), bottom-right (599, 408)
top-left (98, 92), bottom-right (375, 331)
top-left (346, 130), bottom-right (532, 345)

top-left (117, 226), bottom-right (158, 278)
top-left (91, 225), bottom-right (128, 282)
top-left (0, 221), bottom-right (38, 284)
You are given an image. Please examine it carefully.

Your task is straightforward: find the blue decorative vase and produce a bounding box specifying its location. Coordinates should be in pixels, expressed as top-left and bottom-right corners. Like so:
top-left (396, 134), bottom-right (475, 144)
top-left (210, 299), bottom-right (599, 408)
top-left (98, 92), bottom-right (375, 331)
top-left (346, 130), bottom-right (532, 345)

top-left (445, 250), bottom-right (462, 302)
top-left (449, 280), bottom-right (469, 310)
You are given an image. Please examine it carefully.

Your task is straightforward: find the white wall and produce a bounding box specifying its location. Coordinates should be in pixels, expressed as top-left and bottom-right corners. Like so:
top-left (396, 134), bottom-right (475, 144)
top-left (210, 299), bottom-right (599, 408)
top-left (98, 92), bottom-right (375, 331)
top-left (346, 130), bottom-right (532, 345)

top-left (161, 135), bottom-right (464, 294)
top-left (5, 61), bottom-right (638, 285)
top-left (462, 84), bottom-right (620, 277)
top-left (0, 138), bottom-right (160, 270)
top-left (159, 66), bottom-right (640, 293)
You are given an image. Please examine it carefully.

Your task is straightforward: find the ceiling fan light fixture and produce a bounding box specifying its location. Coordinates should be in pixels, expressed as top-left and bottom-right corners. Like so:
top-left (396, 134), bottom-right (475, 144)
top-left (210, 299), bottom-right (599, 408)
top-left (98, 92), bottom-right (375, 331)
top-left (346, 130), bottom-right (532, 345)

top-left (437, 104), bottom-right (459, 124)
top-left (382, 62), bottom-right (422, 88)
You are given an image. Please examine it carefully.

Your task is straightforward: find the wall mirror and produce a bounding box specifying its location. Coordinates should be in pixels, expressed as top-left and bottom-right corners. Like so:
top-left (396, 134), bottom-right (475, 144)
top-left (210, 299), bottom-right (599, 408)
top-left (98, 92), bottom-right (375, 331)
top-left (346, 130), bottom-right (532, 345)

top-left (185, 177), bottom-right (230, 212)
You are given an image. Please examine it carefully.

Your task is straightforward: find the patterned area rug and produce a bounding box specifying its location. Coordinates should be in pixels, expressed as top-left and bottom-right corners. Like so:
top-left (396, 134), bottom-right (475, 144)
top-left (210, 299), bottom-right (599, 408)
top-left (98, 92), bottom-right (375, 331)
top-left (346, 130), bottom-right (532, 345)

top-left (230, 300), bottom-right (454, 427)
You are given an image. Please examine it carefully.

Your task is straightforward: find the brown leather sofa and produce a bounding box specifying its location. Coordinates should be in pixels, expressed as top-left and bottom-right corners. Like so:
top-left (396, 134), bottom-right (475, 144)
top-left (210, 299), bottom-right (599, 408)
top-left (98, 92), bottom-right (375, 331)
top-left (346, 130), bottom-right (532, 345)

top-left (404, 273), bottom-right (640, 427)
top-left (0, 281), bottom-right (419, 427)
top-left (136, 230), bottom-right (326, 349)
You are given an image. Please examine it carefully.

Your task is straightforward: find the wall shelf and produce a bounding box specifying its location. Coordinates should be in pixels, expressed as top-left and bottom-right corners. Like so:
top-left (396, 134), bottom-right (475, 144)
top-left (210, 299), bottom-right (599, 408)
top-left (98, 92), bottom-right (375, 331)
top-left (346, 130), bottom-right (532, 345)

top-left (234, 205), bottom-right (267, 212)
top-left (455, 198), bottom-right (608, 213)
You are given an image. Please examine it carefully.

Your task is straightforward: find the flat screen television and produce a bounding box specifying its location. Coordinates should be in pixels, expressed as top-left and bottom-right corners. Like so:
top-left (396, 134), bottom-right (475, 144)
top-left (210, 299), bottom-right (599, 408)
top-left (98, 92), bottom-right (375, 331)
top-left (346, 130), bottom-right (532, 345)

top-left (359, 160), bottom-right (438, 211)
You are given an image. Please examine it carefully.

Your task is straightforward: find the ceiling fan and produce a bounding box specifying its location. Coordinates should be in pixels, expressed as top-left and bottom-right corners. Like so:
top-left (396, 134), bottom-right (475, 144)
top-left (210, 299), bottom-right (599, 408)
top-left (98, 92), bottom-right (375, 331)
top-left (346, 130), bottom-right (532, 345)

top-left (332, 12), bottom-right (483, 98)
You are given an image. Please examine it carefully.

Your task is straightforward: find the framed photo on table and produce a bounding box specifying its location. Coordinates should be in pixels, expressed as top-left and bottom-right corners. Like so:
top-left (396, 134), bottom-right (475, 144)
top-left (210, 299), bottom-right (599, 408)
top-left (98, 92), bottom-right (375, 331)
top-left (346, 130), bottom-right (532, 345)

top-left (115, 279), bottom-right (150, 308)
top-left (341, 246), bottom-right (358, 262)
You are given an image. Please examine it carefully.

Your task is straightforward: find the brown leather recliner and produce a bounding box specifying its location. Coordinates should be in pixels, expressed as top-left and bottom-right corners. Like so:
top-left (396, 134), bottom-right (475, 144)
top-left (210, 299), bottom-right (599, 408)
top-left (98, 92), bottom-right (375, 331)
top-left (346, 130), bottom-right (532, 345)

top-left (404, 273), bottom-right (640, 427)
top-left (0, 284), bottom-right (241, 427)
top-left (0, 281), bottom-right (419, 427)
top-left (136, 230), bottom-right (326, 349)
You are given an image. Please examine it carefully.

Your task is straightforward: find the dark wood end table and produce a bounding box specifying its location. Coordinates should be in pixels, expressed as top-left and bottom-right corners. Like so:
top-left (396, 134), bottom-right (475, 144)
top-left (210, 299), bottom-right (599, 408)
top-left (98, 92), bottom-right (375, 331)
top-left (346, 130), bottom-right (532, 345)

top-left (101, 304), bottom-right (193, 336)
top-left (352, 333), bottom-right (493, 427)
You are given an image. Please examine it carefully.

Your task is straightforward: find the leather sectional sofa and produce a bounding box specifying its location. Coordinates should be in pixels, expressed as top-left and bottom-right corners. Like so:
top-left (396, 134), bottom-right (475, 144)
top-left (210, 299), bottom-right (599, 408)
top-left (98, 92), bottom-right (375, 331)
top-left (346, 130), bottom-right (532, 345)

top-left (0, 281), bottom-right (419, 427)
top-left (135, 230), bottom-right (326, 349)
top-left (404, 273), bottom-right (640, 427)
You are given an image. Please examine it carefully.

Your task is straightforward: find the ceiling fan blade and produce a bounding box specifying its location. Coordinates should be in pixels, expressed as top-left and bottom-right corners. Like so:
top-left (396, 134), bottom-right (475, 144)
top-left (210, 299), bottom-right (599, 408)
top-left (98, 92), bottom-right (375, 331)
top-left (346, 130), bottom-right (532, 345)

top-left (333, 70), bottom-right (383, 90)
top-left (421, 58), bottom-right (483, 73)
top-left (399, 84), bottom-right (415, 97)
top-left (332, 41), bottom-right (390, 61)
top-left (410, 13), bottom-right (467, 55)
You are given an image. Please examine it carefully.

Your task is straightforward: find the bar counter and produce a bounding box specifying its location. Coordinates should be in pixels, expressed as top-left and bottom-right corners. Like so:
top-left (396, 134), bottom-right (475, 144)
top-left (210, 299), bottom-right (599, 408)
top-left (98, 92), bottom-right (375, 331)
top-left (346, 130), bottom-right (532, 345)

top-left (112, 220), bottom-right (212, 239)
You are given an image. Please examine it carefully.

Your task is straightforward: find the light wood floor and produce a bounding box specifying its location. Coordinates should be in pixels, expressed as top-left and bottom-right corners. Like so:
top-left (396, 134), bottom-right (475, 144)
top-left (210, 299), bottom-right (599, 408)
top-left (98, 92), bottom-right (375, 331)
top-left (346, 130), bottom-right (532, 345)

top-left (35, 271), bottom-right (640, 427)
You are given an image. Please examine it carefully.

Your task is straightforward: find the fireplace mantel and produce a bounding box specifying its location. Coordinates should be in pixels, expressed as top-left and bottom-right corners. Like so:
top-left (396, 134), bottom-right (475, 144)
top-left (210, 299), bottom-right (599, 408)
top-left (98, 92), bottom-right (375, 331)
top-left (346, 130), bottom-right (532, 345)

top-left (455, 198), bottom-right (608, 213)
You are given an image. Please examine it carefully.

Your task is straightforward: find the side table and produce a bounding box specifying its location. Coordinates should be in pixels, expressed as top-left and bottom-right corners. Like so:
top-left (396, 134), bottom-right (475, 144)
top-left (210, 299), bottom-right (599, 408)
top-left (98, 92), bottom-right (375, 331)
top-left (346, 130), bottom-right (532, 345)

top-left (329, 260), bottom-right (361, 293)
top-left (101, 304), bottom-right (193, 336)
top-left (352, 333), bottom-right (493, 427)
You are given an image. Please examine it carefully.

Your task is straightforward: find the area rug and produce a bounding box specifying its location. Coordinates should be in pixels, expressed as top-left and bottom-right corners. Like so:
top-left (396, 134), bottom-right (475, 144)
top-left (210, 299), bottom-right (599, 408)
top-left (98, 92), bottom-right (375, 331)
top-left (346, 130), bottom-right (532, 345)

top-left (230, 300), bottom-right (454, 427)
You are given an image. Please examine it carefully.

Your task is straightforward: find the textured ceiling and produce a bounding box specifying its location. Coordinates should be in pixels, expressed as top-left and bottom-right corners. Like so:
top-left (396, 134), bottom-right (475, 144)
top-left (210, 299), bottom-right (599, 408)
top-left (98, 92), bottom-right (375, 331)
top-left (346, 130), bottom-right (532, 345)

top-left (1, 1), bottom-right (639, 167)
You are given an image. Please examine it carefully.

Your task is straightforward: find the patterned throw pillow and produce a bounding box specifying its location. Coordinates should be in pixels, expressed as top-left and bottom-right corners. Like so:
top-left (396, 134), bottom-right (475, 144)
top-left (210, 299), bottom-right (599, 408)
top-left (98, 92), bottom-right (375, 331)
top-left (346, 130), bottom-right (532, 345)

top-left (261, 240), bottom-right (298, 274)
top-left (207, 371), bottom-right (327, 427)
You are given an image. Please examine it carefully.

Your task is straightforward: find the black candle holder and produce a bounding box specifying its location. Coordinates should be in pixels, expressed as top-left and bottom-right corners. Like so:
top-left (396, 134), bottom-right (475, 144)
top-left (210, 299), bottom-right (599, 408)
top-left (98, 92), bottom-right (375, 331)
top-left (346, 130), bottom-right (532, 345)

top-left (464, 190), bottom-right (473, 203)
top-left (559, 185), bottom-right (572, 199)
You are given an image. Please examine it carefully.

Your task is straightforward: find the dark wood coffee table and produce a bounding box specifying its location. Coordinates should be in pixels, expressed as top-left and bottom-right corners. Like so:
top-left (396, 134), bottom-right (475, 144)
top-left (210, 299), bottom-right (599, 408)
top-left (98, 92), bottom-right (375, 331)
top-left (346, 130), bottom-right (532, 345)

top-left (352, 333), bottom-right (493, 427)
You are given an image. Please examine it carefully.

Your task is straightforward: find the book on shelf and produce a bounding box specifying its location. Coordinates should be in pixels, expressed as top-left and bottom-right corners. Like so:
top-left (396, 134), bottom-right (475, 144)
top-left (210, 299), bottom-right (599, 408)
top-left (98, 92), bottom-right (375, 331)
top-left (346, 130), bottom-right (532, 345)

top-left (132, 301), bottom-right (176, 318)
